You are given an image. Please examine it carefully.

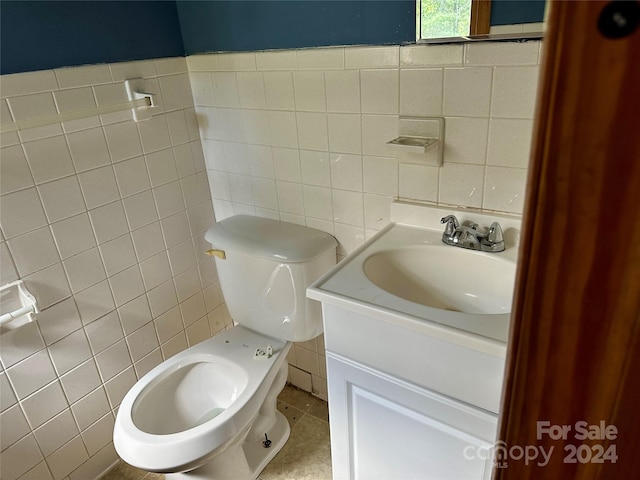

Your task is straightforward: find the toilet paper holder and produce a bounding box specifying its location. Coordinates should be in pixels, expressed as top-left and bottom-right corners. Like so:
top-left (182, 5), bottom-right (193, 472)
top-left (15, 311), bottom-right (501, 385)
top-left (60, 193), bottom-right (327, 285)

top-left (0, 280), bottom-right (38, 330)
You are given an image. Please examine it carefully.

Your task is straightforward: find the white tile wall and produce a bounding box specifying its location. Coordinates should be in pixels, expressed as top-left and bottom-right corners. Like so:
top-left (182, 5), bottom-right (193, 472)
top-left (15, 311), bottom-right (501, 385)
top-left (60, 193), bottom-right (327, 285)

top-left (0, 58), bottom-right (230, 480)
top-left (191, 42), bottom-right (540, 400)
top-left (194, 43), bottom-right (540, 242)
top-left (399, 68), bottom-right (443, 116)
top-left (1, 41), bottom-right (541, 480)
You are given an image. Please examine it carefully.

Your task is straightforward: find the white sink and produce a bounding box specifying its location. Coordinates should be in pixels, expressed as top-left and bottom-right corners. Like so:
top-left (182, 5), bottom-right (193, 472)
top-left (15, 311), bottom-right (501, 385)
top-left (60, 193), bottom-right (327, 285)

top-left (363, 245), bottom-right (516, 315)
top-left (308, 205), bottom-right (520, 345)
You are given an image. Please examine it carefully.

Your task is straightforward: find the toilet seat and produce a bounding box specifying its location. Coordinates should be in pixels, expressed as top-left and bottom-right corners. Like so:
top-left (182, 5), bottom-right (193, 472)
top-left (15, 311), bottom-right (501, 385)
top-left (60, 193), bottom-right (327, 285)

top-left (113, 326), bottom-right (289, 473)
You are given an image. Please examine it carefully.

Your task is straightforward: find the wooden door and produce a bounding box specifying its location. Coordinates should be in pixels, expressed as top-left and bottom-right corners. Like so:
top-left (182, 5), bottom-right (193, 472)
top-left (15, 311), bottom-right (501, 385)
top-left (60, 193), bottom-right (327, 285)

top-left (497, 0), bottom-right (640, 478)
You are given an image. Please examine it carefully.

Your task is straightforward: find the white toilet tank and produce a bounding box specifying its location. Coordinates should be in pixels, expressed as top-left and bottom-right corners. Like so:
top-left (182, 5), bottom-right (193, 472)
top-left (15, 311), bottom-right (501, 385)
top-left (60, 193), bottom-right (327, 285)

top-left (205, 216), bottom-right (337, 342)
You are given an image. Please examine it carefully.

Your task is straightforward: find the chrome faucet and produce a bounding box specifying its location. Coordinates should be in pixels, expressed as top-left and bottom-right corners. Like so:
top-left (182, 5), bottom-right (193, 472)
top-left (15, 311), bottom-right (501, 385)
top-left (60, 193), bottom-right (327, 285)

top-left (440, 215), bottom-right (505, 253)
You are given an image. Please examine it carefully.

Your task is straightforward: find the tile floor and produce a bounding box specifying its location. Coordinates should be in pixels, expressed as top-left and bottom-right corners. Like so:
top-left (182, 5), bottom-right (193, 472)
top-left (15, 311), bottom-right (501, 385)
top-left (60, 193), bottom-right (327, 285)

top-left (102, 385), bottom-right (332, 480)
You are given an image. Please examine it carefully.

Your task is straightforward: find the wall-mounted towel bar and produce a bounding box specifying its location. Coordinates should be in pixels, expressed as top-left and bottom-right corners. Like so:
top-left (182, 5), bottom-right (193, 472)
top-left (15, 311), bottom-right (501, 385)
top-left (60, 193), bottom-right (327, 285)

top-left (0, 78), bottom-right (155, 134)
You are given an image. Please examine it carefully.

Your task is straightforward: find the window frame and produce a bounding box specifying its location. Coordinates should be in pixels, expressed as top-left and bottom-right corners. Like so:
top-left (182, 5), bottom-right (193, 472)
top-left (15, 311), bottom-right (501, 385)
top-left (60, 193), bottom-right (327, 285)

top-left (470, 0), bottom-right (492, 35)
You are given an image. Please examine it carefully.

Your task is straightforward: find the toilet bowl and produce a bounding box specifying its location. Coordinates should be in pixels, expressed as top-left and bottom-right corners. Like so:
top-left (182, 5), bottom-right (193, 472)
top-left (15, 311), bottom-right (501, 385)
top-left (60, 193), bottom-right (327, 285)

top-left (114, 326), bottom-right (291, 477)
top-left (113, 216), bottom-right (337, 479)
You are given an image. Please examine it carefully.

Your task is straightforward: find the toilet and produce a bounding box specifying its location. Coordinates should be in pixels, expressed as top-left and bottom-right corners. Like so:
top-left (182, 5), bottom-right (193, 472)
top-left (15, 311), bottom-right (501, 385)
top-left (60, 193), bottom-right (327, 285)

top-left (113, 215), bottom-right (337, 479)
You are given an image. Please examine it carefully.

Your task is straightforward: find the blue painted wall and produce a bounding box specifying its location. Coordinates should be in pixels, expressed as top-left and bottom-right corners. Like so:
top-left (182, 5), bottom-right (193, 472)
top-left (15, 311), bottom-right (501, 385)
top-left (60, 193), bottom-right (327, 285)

top-left (1, 1), bottom-right (185, 74)
top-left (176, 1), bottom-right (416, 54)
top-left (1, 1), bottom-right (545, 75)
top-left (490, 0), bottom-right (546, 26)
top-left (177, 0), bottom-right (544, 55)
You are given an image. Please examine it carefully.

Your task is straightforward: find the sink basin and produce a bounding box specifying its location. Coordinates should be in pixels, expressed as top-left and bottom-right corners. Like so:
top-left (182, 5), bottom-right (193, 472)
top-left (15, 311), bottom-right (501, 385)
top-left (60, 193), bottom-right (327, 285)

top-left (363, 246), bottom-right (515, 314)
top-left (308, 205), bottom-right (520, 344)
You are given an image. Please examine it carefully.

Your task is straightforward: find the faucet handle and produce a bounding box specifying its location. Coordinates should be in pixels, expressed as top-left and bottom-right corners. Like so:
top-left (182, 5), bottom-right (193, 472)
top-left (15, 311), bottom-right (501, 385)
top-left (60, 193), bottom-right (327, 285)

top-left (486, 222), bottom-right (504, 244)
top-left (440, 215), bottom-right (460, 236)
top-left (440, 215), bottom-right (459, 227)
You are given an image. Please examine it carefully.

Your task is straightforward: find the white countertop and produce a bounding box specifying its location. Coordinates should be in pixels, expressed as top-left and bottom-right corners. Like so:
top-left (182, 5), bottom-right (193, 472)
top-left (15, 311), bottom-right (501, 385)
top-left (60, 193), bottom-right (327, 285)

top-left (308, 202), bottom-right (521, 357)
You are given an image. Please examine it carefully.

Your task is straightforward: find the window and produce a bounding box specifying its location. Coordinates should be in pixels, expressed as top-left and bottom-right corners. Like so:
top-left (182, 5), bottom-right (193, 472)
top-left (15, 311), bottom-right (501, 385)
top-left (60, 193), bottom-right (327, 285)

top-left (419, 0), bottom-right (472, 38)
top-left (418, 0), bottom-right (548, 41)
top-left (418, 0), bottom-right (491, 40)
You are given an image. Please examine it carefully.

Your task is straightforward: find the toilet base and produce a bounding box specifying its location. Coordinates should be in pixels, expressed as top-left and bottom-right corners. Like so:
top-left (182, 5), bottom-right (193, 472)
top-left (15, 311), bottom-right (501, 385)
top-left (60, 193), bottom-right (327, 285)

top-left (165, 410), bottom-right (290, 480)
top-left (244, 410), bottom-right (290, 478)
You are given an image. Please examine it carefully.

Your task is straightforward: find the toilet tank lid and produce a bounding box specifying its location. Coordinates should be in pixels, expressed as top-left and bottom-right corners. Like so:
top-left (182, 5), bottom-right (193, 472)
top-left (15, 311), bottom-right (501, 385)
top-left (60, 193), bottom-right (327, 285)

top-left (205, 215), bottom-right (337, 262)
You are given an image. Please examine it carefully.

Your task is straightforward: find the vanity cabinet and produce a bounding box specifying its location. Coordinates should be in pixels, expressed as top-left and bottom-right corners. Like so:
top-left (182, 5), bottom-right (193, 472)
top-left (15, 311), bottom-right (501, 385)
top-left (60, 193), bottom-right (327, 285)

top-left (306, 204), bottom-right (518, 480)
top-left (326, 352), bottom-right (496, 480)
top-left (318, 303), bottom-right (505, 480)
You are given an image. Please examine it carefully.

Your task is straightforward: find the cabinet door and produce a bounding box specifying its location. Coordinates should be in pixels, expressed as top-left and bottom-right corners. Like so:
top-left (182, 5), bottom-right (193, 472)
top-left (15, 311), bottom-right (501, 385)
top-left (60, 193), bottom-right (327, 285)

top-left (327, 353), bottom-right (497, 480)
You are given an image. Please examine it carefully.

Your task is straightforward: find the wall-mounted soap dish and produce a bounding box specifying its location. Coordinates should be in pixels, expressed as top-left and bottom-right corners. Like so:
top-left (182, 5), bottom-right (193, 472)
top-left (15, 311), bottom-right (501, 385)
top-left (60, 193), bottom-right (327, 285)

top-left (386, 136), bottom-right (438, 154)
top-left (387, 117), bottom-right (444, 166)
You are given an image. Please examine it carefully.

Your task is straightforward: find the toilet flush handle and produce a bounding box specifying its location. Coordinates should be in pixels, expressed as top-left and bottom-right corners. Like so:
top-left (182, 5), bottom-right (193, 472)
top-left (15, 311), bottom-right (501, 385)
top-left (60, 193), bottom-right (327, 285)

top-left (205, 249), bottom-right (226, 259)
